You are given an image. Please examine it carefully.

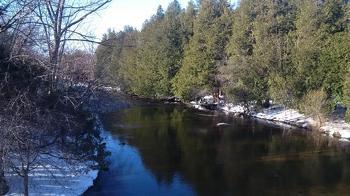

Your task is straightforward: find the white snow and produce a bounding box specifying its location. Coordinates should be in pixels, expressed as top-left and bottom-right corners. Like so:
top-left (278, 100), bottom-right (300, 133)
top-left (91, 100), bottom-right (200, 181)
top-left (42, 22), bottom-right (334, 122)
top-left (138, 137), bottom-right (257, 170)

top-left (5, 156), bottom-right (98, 196)
top-left (101, 86), bottom-right (121, 92)
top-left (250, 107), bottom-right (316, 129)
top-left (193, 104), bottom-right (206, 111)
top-left (191, 95), bottom-right (350, 142)
top-left (220, 103), bottom-right (245, 114)
top-left (321, 121), bottom-right (350, 141)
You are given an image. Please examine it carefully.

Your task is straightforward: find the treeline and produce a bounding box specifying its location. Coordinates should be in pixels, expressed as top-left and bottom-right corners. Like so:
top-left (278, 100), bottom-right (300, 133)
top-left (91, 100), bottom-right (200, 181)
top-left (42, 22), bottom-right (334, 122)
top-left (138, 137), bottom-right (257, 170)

top-left (95, 0), bottom-right (349, 117)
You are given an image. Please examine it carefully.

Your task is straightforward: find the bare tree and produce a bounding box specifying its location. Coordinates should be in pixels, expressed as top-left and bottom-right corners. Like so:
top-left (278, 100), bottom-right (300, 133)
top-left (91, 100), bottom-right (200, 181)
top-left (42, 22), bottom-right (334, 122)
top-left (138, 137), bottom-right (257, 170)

top-left (60, 49), bottom-right (95, 84)
top-left (0, 0), bottom-right (36, 34)
top-left (34, 0), bottom-right (111, 90)
top-left (0, 1), bottom-right (112, 195)
top-left (0, 120), bottom-right (10, 195)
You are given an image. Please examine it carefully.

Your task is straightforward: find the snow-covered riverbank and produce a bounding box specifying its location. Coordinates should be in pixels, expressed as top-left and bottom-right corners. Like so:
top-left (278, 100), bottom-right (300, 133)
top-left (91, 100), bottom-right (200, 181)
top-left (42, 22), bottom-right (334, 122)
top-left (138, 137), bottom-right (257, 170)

top-left (4, 113), bottom-right (109, 196)
top-left (191, 95), bottom-right (350, 142)
top-left (5, 157), bottom-right (98, 196)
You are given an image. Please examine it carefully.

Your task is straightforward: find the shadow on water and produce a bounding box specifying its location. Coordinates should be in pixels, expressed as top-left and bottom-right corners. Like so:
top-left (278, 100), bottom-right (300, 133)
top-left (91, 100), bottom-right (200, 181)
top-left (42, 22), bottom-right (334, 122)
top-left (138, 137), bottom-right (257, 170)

top-left (85, 104), bottom-right (350, 196)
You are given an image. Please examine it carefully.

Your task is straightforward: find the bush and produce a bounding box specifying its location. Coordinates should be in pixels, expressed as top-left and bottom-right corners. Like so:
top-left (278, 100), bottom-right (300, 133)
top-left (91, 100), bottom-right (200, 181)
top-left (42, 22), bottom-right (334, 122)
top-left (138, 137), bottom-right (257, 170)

top-left (299, 89), bottom-right (331, 128)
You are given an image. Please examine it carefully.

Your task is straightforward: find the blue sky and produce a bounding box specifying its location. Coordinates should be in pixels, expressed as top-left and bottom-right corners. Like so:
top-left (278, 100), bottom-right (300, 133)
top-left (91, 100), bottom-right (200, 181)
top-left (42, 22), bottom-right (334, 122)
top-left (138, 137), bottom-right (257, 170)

top-left (90, 0), bottom-right (238, 39)
top-left (91, 0), bottom-right (191, 38)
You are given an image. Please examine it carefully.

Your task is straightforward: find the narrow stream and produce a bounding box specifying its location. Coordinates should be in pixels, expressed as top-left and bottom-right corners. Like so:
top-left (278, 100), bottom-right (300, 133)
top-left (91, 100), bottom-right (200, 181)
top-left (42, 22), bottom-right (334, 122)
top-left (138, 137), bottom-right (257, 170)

top-left (85, 104), bottom-right (350, 196)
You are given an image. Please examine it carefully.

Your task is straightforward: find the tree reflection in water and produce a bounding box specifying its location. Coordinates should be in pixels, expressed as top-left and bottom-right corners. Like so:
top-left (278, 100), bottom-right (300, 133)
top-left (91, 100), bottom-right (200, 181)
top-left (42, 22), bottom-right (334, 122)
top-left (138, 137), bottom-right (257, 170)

top-left (88, 104), bottom-right (350, 196)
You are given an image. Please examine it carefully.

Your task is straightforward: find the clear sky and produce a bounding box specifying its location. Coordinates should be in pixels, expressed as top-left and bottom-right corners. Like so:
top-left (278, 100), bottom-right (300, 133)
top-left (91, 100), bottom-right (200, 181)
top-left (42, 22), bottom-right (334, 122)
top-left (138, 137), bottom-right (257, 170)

top-left (89, 0), bottom-right (238, 39)
top-left (91, 0), bottom-right (191, 39)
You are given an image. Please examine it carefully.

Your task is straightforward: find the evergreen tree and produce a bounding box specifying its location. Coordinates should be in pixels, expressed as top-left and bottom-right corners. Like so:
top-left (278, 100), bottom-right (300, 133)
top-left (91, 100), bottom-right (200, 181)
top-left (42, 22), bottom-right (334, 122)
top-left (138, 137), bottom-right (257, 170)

top-left (130, 6), bottom-right (168, 97)
top-left (320, 33), bottom-right (350, 103)
top-left (95, 0), bottom-right (350, 110)
top-left (292, 0), bottom-right (323, 98)
top-left (173, 0), bottom-right (232, 100)
top-left (163, 0), bottom-right (185, 78)
top-left (318, 0), bottom-right (350, 103)
top-left (115, 27), bottom-right (139, 90)
top-left (225, 0), bottom-right (296, 104)
top-left (223, 0), bottom-right (256, 102)
top-left (180, 1), bottom-right (197, 46)
top-left (95, 29), bottom-right (118, 84)
top-left (121, 3), bottom-right (187, 98)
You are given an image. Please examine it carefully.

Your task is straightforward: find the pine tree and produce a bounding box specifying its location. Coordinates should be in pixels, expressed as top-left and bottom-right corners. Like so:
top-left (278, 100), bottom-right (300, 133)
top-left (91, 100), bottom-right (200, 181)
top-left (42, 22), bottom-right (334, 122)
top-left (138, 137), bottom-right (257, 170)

top-left (172, 0), bottom-right (232, 100)
top-left (224, 0), bottom-right (297, 104)
top-left (116, 27), bottom-right (139, 90)
top-left (320, 32), bottom-right (350, 102)
top-left (292, 0), bottom-right (323, 98)
top-left (121, 3), bottom-right (187, 98)
top-left (163, 0), bottom-right (185, 78)
top-left (223, 0), bottom-right (256, 102)
top-left (95, 0), bottom-right (350, 109)
top-left (180, 1), bottom-right (197, 46)
top-left (95, 29), bottom-right (118, 84)
top-left (318, 0), bottom-right (350, 103)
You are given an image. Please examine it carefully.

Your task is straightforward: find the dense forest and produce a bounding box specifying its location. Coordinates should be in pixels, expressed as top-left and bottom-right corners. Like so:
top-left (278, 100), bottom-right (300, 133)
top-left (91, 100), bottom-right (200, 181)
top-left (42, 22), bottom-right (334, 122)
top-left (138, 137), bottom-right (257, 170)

top-left (95, 0), bottom-right (350, 119)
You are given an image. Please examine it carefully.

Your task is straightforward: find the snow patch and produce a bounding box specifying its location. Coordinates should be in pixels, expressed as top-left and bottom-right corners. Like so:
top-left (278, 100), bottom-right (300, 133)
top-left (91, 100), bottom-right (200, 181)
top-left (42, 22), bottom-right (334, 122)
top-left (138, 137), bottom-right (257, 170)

top-left (190, 95), bottom-right (350, 142)
top-left (5, 156), bottom-right (98, 196)
top-left (220, 104), bottom-right (245, 114)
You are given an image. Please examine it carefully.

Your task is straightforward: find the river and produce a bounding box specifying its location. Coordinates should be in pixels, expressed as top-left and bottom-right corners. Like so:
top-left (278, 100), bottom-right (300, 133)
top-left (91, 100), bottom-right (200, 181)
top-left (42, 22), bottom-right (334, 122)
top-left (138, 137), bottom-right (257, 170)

top-left (85, 103), bottom-right (350, 196)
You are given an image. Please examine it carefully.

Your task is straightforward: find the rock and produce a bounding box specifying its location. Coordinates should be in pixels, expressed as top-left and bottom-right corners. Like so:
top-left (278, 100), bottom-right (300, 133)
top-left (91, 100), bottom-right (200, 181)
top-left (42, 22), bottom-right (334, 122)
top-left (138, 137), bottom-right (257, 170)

top-left (217, 123), bottom-right (230, 127)
top-left (333, 132), bottom-right (342, 138)
top-left (163, 96), bottom-right (181, 103)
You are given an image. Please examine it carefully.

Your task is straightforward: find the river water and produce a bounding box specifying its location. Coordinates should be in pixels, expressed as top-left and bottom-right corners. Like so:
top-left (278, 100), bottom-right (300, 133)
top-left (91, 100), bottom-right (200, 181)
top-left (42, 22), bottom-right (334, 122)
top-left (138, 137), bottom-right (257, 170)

top-left (85, 104), bottom-right (350, 196)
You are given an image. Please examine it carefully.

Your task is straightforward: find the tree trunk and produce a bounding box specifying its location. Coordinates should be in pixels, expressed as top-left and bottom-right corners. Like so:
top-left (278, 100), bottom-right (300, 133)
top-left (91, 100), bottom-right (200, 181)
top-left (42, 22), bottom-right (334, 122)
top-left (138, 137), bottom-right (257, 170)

top-left (0, 149), bottom-right (9, 195)
top-left (0, 168), bottom-right (9, 195)
top-left (23, 169), bottom-right (29, 196)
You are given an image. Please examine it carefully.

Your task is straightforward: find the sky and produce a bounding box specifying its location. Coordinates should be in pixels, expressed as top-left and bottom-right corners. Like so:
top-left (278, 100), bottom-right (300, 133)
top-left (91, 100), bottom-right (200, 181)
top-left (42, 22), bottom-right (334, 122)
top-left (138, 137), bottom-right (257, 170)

top-left (90, 0), bottom-right (191, 39)
top-left (89, 0), bottom-right (238, 39)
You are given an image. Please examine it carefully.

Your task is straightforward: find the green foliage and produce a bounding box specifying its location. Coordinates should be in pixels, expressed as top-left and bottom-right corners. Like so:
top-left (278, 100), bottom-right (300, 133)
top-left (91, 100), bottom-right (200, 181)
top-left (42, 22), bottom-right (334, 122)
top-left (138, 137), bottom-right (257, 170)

top-left (343, 71), bottom-right (350, 122)
top-left (268, 74), bottom-right (296, 107)
top-left (172, 0), bottom-right (232, 100)
top-left (114, 1), bottom-right (193, 98)
top-left (319, 32), bottom-right (350, 102)
top-left (96, 0), bottom-right (350, 122)
top-left (95, 30), bottom-right (118, 83)
top-left (224, 0), bottom-right (296, 103)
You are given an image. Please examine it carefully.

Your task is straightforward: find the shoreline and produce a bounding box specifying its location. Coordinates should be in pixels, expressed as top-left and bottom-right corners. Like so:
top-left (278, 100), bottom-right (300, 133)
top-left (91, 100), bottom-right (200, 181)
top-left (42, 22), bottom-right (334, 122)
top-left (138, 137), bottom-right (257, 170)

top-left (5, 157), bottom-right (98, 196)
top-left (3, 89), bottom-right (122, 196)
top-left (95, 89), bottom-right (350, 142)
top-left (188, 97), bottom-right (350, 142)
top-left (102, 91), bottom-right (350, 143)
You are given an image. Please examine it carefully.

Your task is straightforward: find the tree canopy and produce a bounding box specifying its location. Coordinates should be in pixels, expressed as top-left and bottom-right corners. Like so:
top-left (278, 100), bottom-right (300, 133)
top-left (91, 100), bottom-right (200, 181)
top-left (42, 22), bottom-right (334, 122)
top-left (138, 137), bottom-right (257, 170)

top-left (96, 0), bottom-right (350, 114)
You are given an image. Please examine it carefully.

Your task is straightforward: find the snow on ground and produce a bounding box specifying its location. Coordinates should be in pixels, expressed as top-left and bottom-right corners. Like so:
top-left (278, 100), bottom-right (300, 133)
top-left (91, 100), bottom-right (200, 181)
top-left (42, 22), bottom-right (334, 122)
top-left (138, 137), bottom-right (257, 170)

top-left (250, 106), bottom-right (315, 129)
top-left (220, 103), bottom-right (245, 114)
top-left (5, 156), bottom-right (97, 196)
top-left (191, 95), bottom-right (350, 142)
top-left (321, 121), bottom-right (350, 141)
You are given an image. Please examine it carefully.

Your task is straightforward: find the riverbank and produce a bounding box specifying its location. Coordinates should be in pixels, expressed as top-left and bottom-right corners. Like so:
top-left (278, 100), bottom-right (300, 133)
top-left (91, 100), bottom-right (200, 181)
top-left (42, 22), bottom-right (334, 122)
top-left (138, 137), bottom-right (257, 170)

top-left (5, 158), bottom-right (98, 196)
top-left (90, 91), bottom-right (350, 142)
top-left (190, 96), bottom-right (350, 142)
top-left (3, 88), bottom-right (128, 196)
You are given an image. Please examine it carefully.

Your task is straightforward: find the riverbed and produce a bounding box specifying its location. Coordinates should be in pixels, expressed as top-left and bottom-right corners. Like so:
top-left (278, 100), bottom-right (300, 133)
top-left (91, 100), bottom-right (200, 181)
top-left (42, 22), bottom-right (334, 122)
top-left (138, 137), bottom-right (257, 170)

top-left (85, 103), bottom-right (350, 196)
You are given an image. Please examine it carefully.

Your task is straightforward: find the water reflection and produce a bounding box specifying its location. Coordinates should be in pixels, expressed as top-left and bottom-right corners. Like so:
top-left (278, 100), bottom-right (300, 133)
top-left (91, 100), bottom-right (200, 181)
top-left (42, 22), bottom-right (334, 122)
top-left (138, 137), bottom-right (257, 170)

top-left (86, 104), bottom-right (350, 196)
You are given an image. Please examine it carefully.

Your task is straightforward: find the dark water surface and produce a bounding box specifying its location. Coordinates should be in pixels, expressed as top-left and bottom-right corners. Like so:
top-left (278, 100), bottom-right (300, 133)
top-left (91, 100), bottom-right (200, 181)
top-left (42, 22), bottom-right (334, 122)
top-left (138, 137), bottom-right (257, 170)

top-left (85, 104), bottom-right (350, 196)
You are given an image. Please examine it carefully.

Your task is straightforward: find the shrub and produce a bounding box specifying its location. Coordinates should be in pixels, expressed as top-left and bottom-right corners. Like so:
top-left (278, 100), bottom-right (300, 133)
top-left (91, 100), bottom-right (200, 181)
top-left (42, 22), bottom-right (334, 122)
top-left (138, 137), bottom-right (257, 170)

top-left (299, 89), bottom-right (331, 128)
